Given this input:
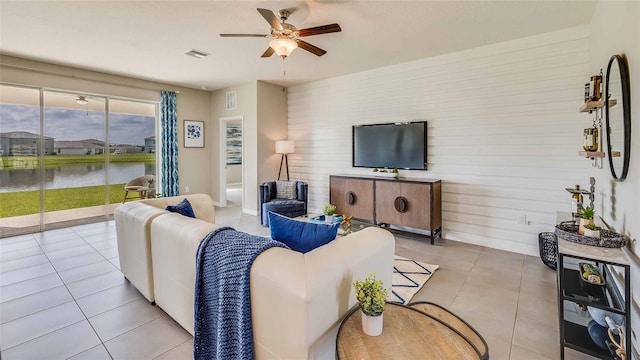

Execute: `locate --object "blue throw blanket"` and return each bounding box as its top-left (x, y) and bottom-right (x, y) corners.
top-left (193, 227), bottom-right (288, 360)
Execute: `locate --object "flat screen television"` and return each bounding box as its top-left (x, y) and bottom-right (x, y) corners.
top-left (352, 121), bottom-right (427, 170)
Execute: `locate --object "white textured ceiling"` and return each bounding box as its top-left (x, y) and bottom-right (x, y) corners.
top-left (0, 0), bottom-right (597, 91)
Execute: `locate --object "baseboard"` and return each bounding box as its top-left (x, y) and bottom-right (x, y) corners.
top-left (243, 208), bottom-right (258, 216)
top-left (213, 201), bottom-right (224, 207)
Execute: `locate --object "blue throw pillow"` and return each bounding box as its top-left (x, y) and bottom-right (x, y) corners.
top-left (166, 198), bottom-right (196, 218)
top-left (269, 212), bottom-right (340, 253)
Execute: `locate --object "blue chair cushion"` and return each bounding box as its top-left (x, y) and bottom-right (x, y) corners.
top-left (268, 212), bottom-right (340, 253)
top-left (166, 198), bottom-right (196, 218)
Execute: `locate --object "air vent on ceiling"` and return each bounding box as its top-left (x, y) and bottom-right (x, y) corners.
top-left (185, 49), bottom-right (209, 59)
top-left (226, 91), bottom-right (237, 110)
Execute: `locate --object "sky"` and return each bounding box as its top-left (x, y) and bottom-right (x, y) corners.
top-left (0, 104), bottom-right (155, 145)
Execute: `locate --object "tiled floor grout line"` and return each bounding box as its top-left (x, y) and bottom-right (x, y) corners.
top-left (1, 318), bottom-right (88, 352)
top-left (15, 229), bottom-right (116, 359)
top-left (152, 337), bottom-right (192, 360)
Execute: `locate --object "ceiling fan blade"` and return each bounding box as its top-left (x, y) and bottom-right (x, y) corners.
top-left (220, 34), bottom-right (268, 38)
top-left (297, 23), bottom-right (342, 37)
top-left (257, 8), bottom-right (283, 31)
top-left (296, 40), bottom-right (327, 56)
top-left (261, 47), bottom-right (275, 58)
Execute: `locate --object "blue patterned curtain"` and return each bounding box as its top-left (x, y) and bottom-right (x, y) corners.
top-left (160, 90), bottom-right (179, 197)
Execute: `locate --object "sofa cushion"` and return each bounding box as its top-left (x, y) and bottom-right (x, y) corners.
top-left (276, 181), bottom-right (297, 200)
top-left (166, 198), bottom-right (196, 218)
top-left (269, 212), bottom-right (339, 253)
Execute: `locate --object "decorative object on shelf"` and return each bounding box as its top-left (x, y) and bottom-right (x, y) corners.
top-left (184, 120), bottom-right (204, 148)
top-left (584, 83), bottom-right (590, 102)
top-left (275, 140), bottom-right (294, 181)
top-left (579, 70), bottom-right (607, 168)
top-left (583, 128), bottom-right (599, 151)
top-left (589, 74), bottom-right (603, 101)
top-left (310, 214), bottom-right (342, 224)
top-left (353, 273), bottom-right (389, 336)
top-left (340, 214), bottom-right (353, 230)
top-left (583, 224), bottom-right (602, 238)
top-left (587, 320), bottom-right (610, 350)
top-left (372, 168), bottom-right (399, 178)
top-left (608, 323), bottom-right (627, 360)
top-left (578, 206), bottom-right (595, 235)
top-left (554, 222), bottom-right (627, 248)
top-left (587, 307), bottom-right (625, 329)
top-left (605, 54), bottom-right (632, 182)
top-left (568, 185), bottom-right (584, 217)
top-left (322, 203), bottom-right (337, 223)
top-left (579, 262), bottom-right (604, 285)
top-left (538, 232), bottom-right (557, 270)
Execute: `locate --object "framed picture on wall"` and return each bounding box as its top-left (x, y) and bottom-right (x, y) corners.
top-left (184, 120), bottom-right (204, 148)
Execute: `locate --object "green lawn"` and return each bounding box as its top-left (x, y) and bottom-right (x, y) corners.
top-left (0, 184), bottom-right (127, 218)
top-left (0, 153), bottom-right (155, 170)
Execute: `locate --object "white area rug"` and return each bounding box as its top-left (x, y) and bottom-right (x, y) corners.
top-left (388, 255), bottom-right (439, 304)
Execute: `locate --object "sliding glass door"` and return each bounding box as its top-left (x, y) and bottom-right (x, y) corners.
top-left (43, 91), bottom-right (108, 228)
top-left (0, 84), bottom-right (157, 237)
top-left (0, 85), bottom-right (42, 237)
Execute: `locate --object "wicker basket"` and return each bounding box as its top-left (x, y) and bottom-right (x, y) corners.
top-left (538, 232), bottom-right (557, 270)
top-left (554, 223), bottom-right (627, 248)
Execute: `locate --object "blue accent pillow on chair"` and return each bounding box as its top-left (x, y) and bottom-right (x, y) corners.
top-left (166, 198), bottom-right (196, 218)
top-left (269, 212), bottom-right (340, 253)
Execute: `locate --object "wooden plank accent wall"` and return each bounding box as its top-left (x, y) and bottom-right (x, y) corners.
top-left (287, 26), bottom-right (592, 255)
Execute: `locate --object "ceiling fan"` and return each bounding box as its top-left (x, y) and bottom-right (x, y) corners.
top-left (220, 8), bottom-right (341, 58)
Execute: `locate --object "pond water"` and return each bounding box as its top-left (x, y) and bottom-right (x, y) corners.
top-left (0, 163), bottom-right (156, 193)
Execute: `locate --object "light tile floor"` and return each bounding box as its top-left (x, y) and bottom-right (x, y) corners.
top-left (0, 199), bottom-right (597, 359)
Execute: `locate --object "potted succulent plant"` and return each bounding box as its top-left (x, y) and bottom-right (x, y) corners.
top-left (579, 206), bottom-right (595, 235)
top-left (583, 223), bottom-right (601, 238)
top-left (323, 203), bottom-right (337, 223)
top-left (353, 273), bottom-right (389, 336)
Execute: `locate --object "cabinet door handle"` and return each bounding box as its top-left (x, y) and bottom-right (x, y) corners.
top-left (394, 196), bottom-right (408, 213)
top-left (345, 191), bottom-right (356, 205)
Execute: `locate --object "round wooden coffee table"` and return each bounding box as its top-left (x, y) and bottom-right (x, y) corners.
top-left (336, 302), bottom-right (485, 360)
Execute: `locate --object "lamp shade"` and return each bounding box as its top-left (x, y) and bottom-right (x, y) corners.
top-left (275, 140), bottom-right (294, 154)
top-left (269, 38), bottom-right (298, 58)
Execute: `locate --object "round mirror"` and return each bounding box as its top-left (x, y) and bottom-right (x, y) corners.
top-left (605, 54), bottom-right (631, 181)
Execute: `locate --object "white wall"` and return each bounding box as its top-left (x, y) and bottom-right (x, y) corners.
top-left (256, 81), bottom-right (288, 187)
top-left (211, 82), bottom-right (257, 210)
top-left (210, 81), bottom-right (287, 214)
top-left (589, 1), bottom-right (639, 356)
top-left (0, 55), bottom-right (213, 196)
top-left (288, 26), bottom-right (590, 256)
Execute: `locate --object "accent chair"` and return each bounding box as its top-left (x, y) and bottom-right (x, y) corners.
top-left (259, 180), bottom-right (308, 226)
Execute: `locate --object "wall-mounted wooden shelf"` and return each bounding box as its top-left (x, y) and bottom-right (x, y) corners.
top-left (579, 151), bottom-right (620, 158)
top-left (579, 99), bottom-right (617, 113)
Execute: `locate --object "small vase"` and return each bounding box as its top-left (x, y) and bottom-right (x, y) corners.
top-left (361, 312), bottom-right (383, 336)
top-left (325, 214), bottom-right (334, 223)
top-left (579, 219), bottom-right (594, 235)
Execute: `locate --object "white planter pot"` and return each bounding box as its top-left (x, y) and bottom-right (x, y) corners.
top-left (361, 312), bottom-right (383, 336)
top-left (579, 219), bottom-right (594, 235)
top-left (325, 215), bottom-right (334, 223)
top-left (584, 228), bottom-right (601, 238)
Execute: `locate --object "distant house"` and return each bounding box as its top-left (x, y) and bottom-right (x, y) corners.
top-left (54, 139), bottom-right (105, 155)
top-left (144, 136), bottom-right (155, 154)
top-left (0, 131), bottom-right (54, 156)
top-left (110, 145), bottom-right (143, 154)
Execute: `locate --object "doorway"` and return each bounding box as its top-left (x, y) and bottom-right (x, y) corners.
top-left (219, 115), bottom-right (243, 209)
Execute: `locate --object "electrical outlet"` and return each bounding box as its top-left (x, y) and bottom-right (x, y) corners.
top-left (185, 186), bottom-right (190, 193)
top-left (517, 212), bottom-right (528, 225)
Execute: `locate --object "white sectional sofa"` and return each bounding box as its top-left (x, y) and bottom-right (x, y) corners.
top-left (114, 194), bottom-right (215, 302)
top-left (115, 194), bottom-right (395, 359)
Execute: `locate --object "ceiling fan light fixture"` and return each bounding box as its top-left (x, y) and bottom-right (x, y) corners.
top-left (76, 96), bottom-right (88, 105)
top-left (269, 38), bottom-right (298, 58)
